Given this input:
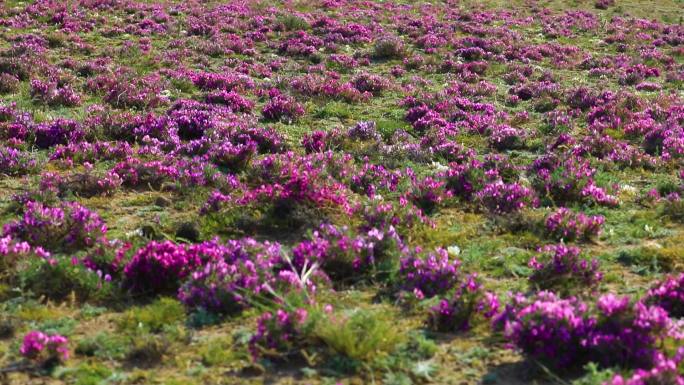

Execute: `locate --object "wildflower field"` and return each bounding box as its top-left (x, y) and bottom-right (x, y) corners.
top-left (0, 0), bottom-right (684, 383)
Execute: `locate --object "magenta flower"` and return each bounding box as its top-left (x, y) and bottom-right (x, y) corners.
top-left (20, 331), bottom-right (69, 362)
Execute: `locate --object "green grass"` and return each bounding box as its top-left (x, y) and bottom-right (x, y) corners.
top-left (117, 298), bottom-right (186, 334)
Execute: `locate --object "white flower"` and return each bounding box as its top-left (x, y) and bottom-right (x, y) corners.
top-left (431, 161), bottom-right (448, 172)
top-left (447, 245), bottom-right (461, 256)
top-left (620, 184), bottom-right (637, 194)
top-left (125, 228), bottom-right (144, 238)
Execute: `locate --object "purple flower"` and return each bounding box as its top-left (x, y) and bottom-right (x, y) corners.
top-left (545, 207), bottom-right (604, 242)
top-left (645, 273), bottom-right (684, 318)
top-left (3, 201), bottom-right (107, 252)
top-left (528, 244), bottom-right (602, 294)
top-left (398, 248), bottom-right (460, 298)
top-left (20, 331), bottom-right (69, 362)
top-left (261, 93), bottom-right (305, 122)
top-left (123, 240), bottom-right (204, 294)
top-left (476, 181), bottom-right (537, 214)
top-left (427, 274), bottom-right (496, 332)
top-left (494, 291), bottom-right (673, 369)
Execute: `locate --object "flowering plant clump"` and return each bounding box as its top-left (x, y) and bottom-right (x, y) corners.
top-left (528, 244), bottom-right (602, 294)
top-left (494, 291), bottom-right (674, 370)
top-left (644, 273), bottom-right (684, 318)
top-left (166, 99), bottom-right (224, 141)
top-left (90, 70), bottom-right (168, 109)
top-left (249, 307), bottom-right (313, 361)
top-left (347, 120), bottom-right (382, 142)
top-left (214, 153), bottom-right (355, 222)
top-left (489, 124), bottom-right (526, 151)
top-left (292, 223), bottom-right (407, 283)
top-left (30, 78), bottom-right (81, 107)
top-left (427, 275), bottom-right (499, 332)
top-left (530, 154), bottom-right (618, 207)
top-left (302, 130), bottom-right (338, 154)
top-left (206, 140), bottom-right (258, 171)
top-left (205, 90), bottom-right (254, 113)
top-left (592, 295), bottom-right (672, 369)
top-left (20, 331), bottom-right (69, 363)
top-left (476, 181), bottom-right (537, 214)
top-left (441, 160), bottom-right (488, 201)
top-left (405, 176), bottom-right (451, 215)
top-left (357, 199), bottom-right (426, 234)
top-left (278, 31), bottom-right (324, 57)
top-left (261, 92), bottom-right (305, 122)
top-left (0, 234), bottom-right (51, 273)
top-left (372, 34), bottom-right (405, 59)
top-left (49, 140), bottom-right (132, 165)
top-left (2, 201), bottom-right (107, 253)
top-left (188, 71), bottom-right (255, 92)
top-left (397, 247), bottom-right (460, 299)
top-left (289, 74), bottom-right (370, 103)
top-left (0, 73), bottom-right (19, 94)
top-left (544, 207), bottom-right (604, 242)
top-left (123, 240), bottom-right (203, 294)
top-left (350, 72), bottom-right (391, 96)
top-left (347, 162), bottom-right (401, 198)
top-left (177, 238), bottom-right (287, 314)
top-left (494, 291), bottom-right (595, 368)
top-left (108, 157), bottom-right (212, 190)
top-left (0, 146), bottom-right (40, 176)
top-left (33, 119), bottom-right (85, 149)
top-left (603, 350), bottom-right (684, 385)
top-left (594, 0), bottom-right (615, 9)
top-left (0, 103), bottom-right (33, 143)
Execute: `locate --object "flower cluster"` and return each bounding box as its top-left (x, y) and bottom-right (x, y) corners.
top-left (205, 90), bottom-right (254, 113)
top-left (594, 0), bottom-right (615, 9)
top-left (0, 146), bottom-right (39, 176)
top-left (494, 291), bottom-right (673, 369)
top-left (397, 247), bottom-right (460, 299)
top-left (89, 70), bottom-right (167, 109)
top-left (123, 240), bottom-right (204, 294)
top-left (33, 119), bottom-right (85, 149)
top-left (3, 201), bottom-right (107, 253)
top-left (20, 331), bottom-right (69, 363)
top-left (278, 31), bottom-right (324, 57)
top-left (528, 244), bottom-right (602, 294)
top-left (206, 140), bottom-right (258, 171)
top-left (261, 92), bottom-right (305, 122)
top-left (544, 207), bottom-right (604, 242)
top-left (645, 273), bottom-right (684, 318)
top-left (0, 234), bottom-right (51, 272)
top-left (218, 153), bottom-right (354, 217)
top-left (604, 350), bottom-right (684, 385)
top-left (476, 181), bottom-right (537, 214)
top-left (406, 176), bottom-right (450, 215)
top-left (427, 275), bottom-right (499, 332)
top-left (350, 72), bottom-right (391, 96)
top-left (292, 223), bottom-right (407, 283)
top-left (372, 35), bottom-right (405, 59)
top-left (177, 238), bottom-right (285, 314)
top-left (290, 74), bottom-right (371, 103)
top-left (489, 124), bottom-right (526, 150)
top-left (249, 307), bottom-right (311, 360)
top-left (30, 79), bottom-right (81, 107)
top-left (187, 71), bottom-right (255, 92)
top-left (530, 154), bottom-right (618, 206)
